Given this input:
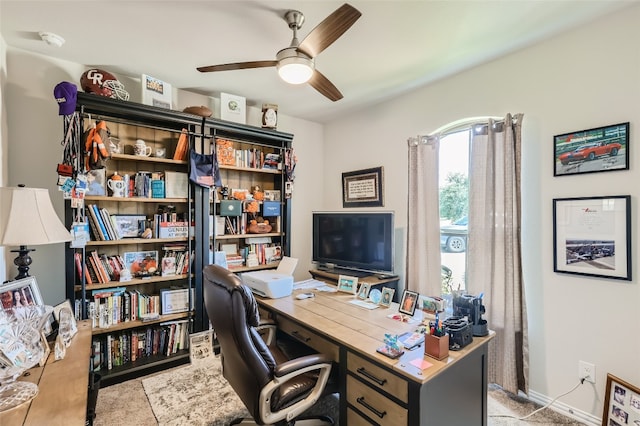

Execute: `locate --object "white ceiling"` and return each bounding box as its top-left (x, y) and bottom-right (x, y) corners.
top-left (0, 1), bottom-right (633, 123)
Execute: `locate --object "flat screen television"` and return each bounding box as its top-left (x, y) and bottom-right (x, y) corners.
top-left (312, 211), bottom-right (395, 277)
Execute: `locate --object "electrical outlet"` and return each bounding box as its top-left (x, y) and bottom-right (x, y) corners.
top-left (579, 361), bottom-right (596, 383)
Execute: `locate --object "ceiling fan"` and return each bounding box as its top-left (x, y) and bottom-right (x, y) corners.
top-left (197, 3), bottom-right (362, 102)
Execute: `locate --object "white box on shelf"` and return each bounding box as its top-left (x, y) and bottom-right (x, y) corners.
top-left (141, 74), bottom-right (172, 109)
top-left (220, 92), bottom-right (246, 124)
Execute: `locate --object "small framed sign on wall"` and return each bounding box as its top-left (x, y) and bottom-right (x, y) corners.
top-left (342, 166), bottom-right (384, 208)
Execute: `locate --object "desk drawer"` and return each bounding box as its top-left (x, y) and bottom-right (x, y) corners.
top-left (347, 407), bottom-right (377, 426)
top-left (347, 375), bottom-right (407, 426)
top-left (277, 316), bottom-right (339, 363)
top-left (347, 351), bottom-right (408, 403)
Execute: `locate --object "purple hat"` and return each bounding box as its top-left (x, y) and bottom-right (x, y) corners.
top-left (54, 81), bottom-right (77, 115)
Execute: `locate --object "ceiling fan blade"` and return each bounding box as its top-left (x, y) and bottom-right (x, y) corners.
top-left (197, 60), bottom-right (278, 73)
top-left (308, 69), bottom-right (343, 102)
top-left (297, 3), bottom-right (362, 58)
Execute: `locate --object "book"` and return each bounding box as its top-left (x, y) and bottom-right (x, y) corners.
top-left (158, 221), bottom-right (189, 238)
top-left (216, 138), bottom-right (236, 166)
top-left (164, 171), bottom-right (188, 198)
top-left (91, 204), bottom-right (110, 241)
top-left (173, 129), bottom-right (189, 161)
top-left (86, 204), bottom-right (106, 241)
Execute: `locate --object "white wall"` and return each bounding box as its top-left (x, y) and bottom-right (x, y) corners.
top-left (1, 34), bottom-right (7, 281)
top-left (2, 48), bottom-right (323, 300)
top-left (324, 5), bottom-right (640, 423)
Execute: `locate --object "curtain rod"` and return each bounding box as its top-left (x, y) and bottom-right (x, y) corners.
top-left (408, 114), bottom-right (521, 146)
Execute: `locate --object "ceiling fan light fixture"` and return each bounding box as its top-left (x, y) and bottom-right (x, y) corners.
top-left (277, 57), bottom-right (313, 84)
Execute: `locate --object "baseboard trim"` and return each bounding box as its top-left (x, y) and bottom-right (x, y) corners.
top-left (528, 389), bottom-right (601, 425)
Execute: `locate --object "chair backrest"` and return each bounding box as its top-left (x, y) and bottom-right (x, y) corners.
top-left (203, 264), bottom-right (277, 419)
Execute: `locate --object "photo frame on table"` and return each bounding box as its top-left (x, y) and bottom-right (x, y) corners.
top-left (0, 276), bottom-right (54, 334)
top-left (337, 275), bottom-right (358, 294)
top-left (554, 122), bottom-right (629, 177)
top-left (0, 276), bottom-right (44, 310)
top-left (53, 299), bottom-right (78, 345)
top-left (113, 214), bottom-right (147, 238)
top-left (602, 373), bottom-right (640, 426)
top-left (553, 195), bottom-right (631, 281)
top-left (342, 166), bottom-right (384, 208)
top-left (398, 289), bottom-right (419, 316)
top-left (380, 287), bottom-right (395, 308)
top-left (357, 283), bottom-right (371, 300)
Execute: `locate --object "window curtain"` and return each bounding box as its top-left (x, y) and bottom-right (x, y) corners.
top-left (406, 136), bottom-right (442, 296)
top-left (467, 113), bottom-right (528, 395)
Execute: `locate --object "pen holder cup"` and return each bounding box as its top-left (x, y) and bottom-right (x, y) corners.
top-left (425, 334), bottom-right (449, 360)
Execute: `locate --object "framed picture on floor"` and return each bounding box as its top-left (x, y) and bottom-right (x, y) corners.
top-left (553, 195), bottom-right (631, 281)
top-left (602, 373), bottom-right (640, 426)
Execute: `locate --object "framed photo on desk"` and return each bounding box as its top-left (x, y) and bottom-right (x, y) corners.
top-left (398, 289), bottom-right (419, 316)
top-left (337, 275), bottom-right (358, 294)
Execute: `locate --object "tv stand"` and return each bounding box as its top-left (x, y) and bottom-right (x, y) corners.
top-left (309, 269), bottom-right (400, 302)
top-left (316, 265), bottom-right (371, 277)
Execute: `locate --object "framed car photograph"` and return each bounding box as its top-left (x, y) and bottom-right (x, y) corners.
top-left (553, 195), bottom-right (631, 281)
top-left (554, 122), bottom-right (629, 177)
top-left (398, 289), bottom-right (419, 316)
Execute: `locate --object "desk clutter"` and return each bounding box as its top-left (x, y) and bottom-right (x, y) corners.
top-left (379, 291), bottom-right (488, 361)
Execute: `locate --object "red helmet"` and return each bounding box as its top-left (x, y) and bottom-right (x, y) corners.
top-left (80, 68), bottom-right (130, 101)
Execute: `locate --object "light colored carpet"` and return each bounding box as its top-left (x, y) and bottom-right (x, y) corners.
top-left (94, 358), bottom-right (585, 426)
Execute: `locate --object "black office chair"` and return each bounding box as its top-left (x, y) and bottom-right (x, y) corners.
top-left (203, 264), bottom-right (335, 426)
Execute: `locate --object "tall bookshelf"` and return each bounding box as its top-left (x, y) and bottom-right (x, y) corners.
top-left (63, 92), bottom-right (293, 384)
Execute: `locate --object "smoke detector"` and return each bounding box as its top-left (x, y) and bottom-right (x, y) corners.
top-left (39, 32), bottom-right (65, 48)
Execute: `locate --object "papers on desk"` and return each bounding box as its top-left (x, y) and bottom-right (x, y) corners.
top-left (293, 279), bottom-right (337, 292)
top-left (349, 299), bottom-right (379, 310)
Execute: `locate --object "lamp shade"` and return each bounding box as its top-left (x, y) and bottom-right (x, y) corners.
top-left (0, 186), bottom-right (72, 246)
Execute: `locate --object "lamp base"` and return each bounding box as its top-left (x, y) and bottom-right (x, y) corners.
top-left (11, 245), bottom-right (35, 280)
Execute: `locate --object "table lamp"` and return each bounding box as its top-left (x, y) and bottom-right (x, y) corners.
top-left (0, 185), bottom-right (72, 280)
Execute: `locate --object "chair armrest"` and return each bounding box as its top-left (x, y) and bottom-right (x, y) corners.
top-left (256, 320), bottom-right (277, 346)
top-left (273, 353), bottom-right (332, 378)
top-left (259, 355), bottom-right (333, 424)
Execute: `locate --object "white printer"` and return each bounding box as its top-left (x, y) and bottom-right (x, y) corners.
top-left (242, 256), bottom-right (298, 299)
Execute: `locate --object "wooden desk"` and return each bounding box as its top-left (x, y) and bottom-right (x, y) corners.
top-left (257, 289), bottom-right (494, 426)
top-left (0, 320), bottom-right (92, 426)
top-left (309, 269), bottom-right (400, 302)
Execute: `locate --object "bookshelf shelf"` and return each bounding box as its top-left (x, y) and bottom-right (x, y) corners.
top-left (219, 164), bottom-right (282, 174)
top-left (214, 232), bottom-right (283, 240)
top-left (98, 351), bottom-right (190, 386)
top-left (91, 312), bottom-right (191, 335)
top-left (111, 153), bottom-right (187, 165)
top-left (85, 237), bottom-right (190, 246)
top-left (75, 274), bottom-right (190, 291)
top-left (85, 195), bottom-right (190, 203)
